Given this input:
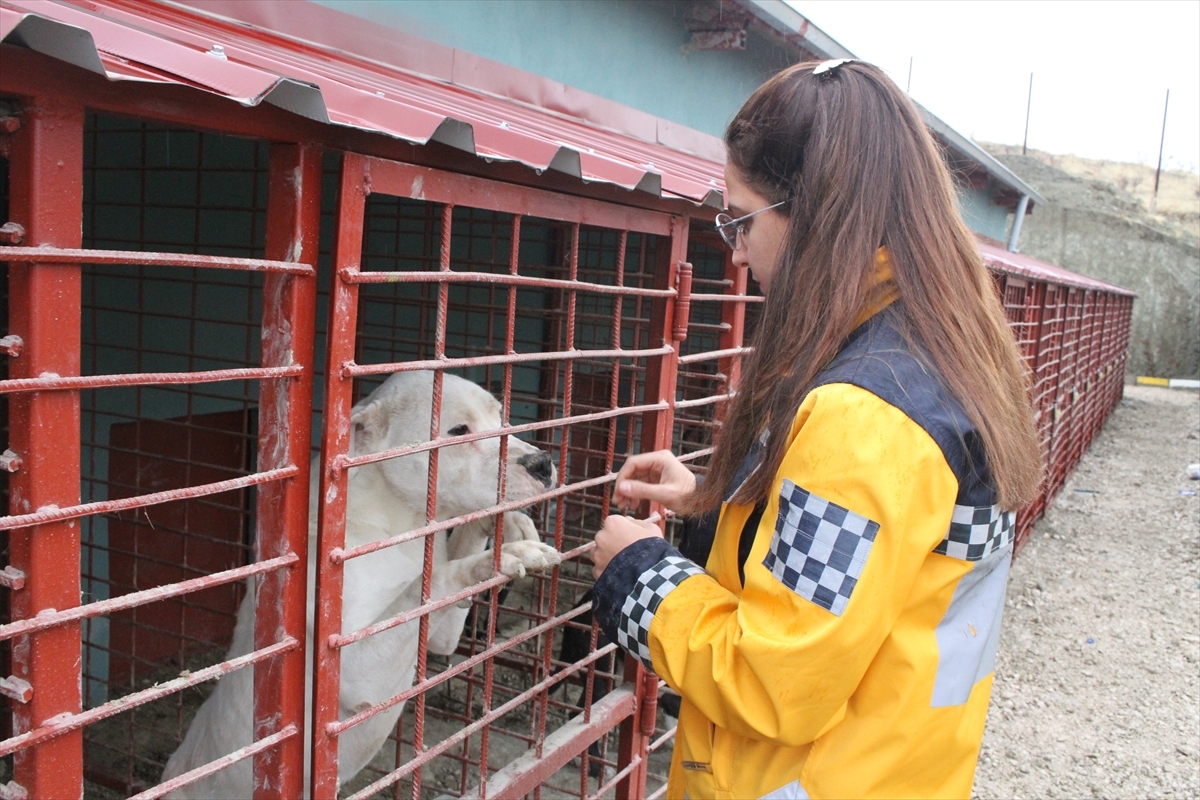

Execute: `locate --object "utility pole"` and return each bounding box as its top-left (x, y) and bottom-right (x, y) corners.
top-left (1022, 72), bottom-right (1033, 155)
top-left (907, 57), bottom-right (913, 94)
top-left (1151, 89), bottom-right (1169, 213)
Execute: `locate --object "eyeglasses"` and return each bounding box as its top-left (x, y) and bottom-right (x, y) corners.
top-left (714, 200), bottom-right (787, 249)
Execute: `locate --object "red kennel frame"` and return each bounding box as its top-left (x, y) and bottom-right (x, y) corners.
top-left (982, 243), bottom-right (1135, 548)
top-left (0, 4), bottom-right (1133, 799)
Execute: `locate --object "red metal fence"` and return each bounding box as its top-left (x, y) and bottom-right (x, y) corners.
top-left (0, 101), bottom-right (1131, 800)
top-left (984, 247), bottom-right (1135, 549)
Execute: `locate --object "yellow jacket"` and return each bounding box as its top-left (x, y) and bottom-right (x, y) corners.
top-left (594, 306), bottom-right (1014, 799)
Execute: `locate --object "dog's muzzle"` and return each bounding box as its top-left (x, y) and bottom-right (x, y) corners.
top-left (516, 451), bottom-right (554, 488)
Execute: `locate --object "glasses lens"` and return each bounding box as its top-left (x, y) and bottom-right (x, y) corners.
top-left (714, 214), bottom-right (738, 249)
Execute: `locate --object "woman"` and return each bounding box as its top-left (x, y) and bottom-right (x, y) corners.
top-left (590, 59), bottom-right (1041, 800)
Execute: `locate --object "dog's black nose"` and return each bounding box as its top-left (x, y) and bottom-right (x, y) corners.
top-left (517, 451), bottom-right (554, 488)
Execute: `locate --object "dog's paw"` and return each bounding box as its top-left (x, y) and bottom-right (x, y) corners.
top-left (498, 540), bottom-right (561, 579)
top-left (501, 511), bottom-right (542, 543)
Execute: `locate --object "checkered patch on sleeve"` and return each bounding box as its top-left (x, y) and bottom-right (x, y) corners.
top-left (762, 480), bottom-right (880, 616)
top-left (934, 504), bottom-right (1015, 561)
top-left (618, 556), bottom-right (705, 670)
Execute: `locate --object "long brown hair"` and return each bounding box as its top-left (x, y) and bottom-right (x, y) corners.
top-left (687, 60), bottom-right (1042, 513)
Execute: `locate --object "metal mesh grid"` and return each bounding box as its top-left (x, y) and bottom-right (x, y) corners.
top-left (75, 115), bottom-right (270, 795)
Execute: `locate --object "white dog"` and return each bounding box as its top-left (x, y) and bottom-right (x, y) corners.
top-left (161, 371), bottom-right (560, 798)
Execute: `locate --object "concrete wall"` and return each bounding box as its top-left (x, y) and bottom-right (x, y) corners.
top-left (1017, 207), bottom-right (1198, 378)
top-left (998, 156), bottom-right (1200, 378)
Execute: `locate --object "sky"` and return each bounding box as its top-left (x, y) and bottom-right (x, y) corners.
top-left (788, 1), bottom-right (1200, 173)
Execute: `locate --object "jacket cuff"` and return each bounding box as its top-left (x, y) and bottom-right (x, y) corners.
top-left (593, 537), bottom-right (704, 672)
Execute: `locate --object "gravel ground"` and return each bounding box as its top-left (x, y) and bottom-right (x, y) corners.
top-left (974, 384), bottom-right (1200, 799)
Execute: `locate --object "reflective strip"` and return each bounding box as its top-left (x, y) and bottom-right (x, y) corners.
top-left (759, 778), bottom-right (810, 799)
top-left (931, 545), bottom-right (1012, 707)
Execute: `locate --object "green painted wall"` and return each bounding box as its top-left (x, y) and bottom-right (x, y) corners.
top-left (312, 0), bottom-right (793, 139)
top-left (957, 182), bottom-right (1012, 242)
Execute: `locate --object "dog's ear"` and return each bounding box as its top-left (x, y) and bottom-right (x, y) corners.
top-left (349, 399), bottom-right (389, 456)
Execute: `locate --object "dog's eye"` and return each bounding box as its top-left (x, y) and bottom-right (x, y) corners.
top-left (448, 424), bottom-right (469, 437)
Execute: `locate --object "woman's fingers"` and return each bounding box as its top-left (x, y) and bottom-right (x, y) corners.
top-left (613, 450), bottom-right (695, 511)
top-left (617, 477), bottom-right (678, 507)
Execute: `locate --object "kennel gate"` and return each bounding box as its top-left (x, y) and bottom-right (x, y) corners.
top-left (309, 151), bottom-right (745, 800)
top-left (0, 106), bottom-right (321, 799)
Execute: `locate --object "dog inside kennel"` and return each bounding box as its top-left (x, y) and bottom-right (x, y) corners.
top-left (1, 109), bottom-right (748, 799)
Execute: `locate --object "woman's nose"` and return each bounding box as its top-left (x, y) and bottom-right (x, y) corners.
top-left (730, 244), bottom-right (749, 268)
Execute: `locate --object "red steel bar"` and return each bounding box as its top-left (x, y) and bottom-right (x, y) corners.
top-left (0, 638), bottom-right (298, 758)
top-left (0, 246), bottom-right (314, 274)
top-left (4, 96), bottom-right (86, 800)
top-left (311, 151), bottom-right (369, 798)
top-left (332, 401), bottom-right (668, 473)
top-left (0, 554), bottom-right (298, 642)
top-left (342, 268), bottom-right (675, 298)
top-left (252, 141), bottom-right (322, 800)
top-left (342, 344), bottom-right (675, 378)
top-left (475, 211), bottom-right (525, 799)
top-left (0, 465), bottom-right (299, 531)
top-left (671, 262), bottom-right (693, 341)
top-left (531, 220), bottom-right (582, 781)
top-left (676, 346), bottom-right (752, 365)
top-left (617, 215), bottom-right (691, 800)
top-left (0, 364), bottom-right (302, 395)
top-left (129, 725), bottom-right (300, 800)
top-left (0, 675), bottom-right (32, 704)
top-left (411, 203), bottom-right (455, 800)
top-left (682, 293), bottom-right (763, 304)
top-left (459, 688), bottom-right (638, 800)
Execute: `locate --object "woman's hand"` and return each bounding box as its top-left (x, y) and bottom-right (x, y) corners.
top-left (613, 450), bottom-right (697, 513)
top-left (593, 515), bottom-right (663, 579)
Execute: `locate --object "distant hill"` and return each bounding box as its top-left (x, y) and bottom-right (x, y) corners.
top-left (980, 143), bottom-right (1199, 239)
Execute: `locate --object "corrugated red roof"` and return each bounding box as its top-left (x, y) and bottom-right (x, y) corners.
top-left (1, 0), bottom-right (726, 205)
top-left (979, 240), bottom-right (1136, 296)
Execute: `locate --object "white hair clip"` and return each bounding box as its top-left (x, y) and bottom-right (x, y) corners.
top-left (813, 58), bottom-right (856, 76)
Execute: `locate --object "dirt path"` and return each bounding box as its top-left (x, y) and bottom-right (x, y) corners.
top-left (974, 384), bottom-right (1200, 799)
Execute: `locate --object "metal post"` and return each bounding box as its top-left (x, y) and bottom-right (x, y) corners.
top-left (311, 153), bottom-right (369, 798)
top-left (1151, 89), bottom-right (1169, 213)
top-left (1007, 194), bottom-right (1030, 253)
top-left (617, 215), bottom-right (689, 800)
top-left (254, 142), bottom-right (321, 799)
top-left (1022, 73), bottom-right (1033, 155)
top-left (5, 96), bottom-right (85, 800)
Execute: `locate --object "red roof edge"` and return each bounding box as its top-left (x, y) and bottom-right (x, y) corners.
top-left (978, 239), bottom-right (1136, 297)
top-left (162, 0), bottom-right (727, 164)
